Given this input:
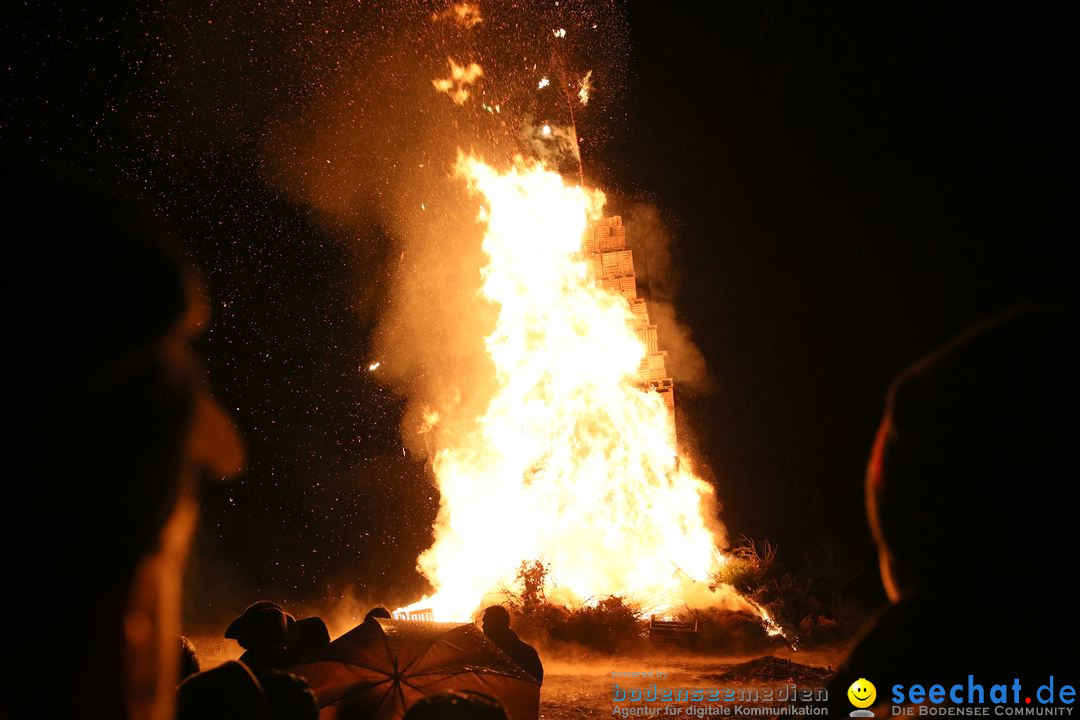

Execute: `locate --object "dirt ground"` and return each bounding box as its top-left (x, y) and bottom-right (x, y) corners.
top-left (537, 647), bottom-right (845, 719)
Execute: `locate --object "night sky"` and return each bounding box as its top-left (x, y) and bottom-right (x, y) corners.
top-left (4, 2), bottom-right (1076, 628)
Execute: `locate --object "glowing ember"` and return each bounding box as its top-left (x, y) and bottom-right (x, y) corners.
top-left (400, 153), bottom-right (735, 622)
top-left (368, 362), bottom-right (381, 372)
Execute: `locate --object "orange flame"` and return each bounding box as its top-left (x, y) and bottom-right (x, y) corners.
top-left (400, 153), bottom-right (736, 622)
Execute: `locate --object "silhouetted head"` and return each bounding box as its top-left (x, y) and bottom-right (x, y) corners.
top-left (867, 307), bottom-right (1075, 601)
top-left (176, 661), bottom-right (269, 720)
top-left (5, 159), bottom-right (244, 583)
top-left (1, 158), bottom-right (243, 720)
top-left (481, 605), bottom-right (512, 636)
top-left (364, 606), bottom-right (392, 622)
top-left (226, 602), bottom-right (294, 651)
top-left (179, 636), bottom-right (202, 681)
top-left (403, 690), bottom-right (508, 720)
top-left (287, 616), bottom-right (331, 663)
top-left (261, 671), bottom-right (319, 720)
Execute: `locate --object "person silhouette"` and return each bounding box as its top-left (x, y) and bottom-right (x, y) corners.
top-left (175, 662), bottom-right (268, 720)
top-left (226, 601), bottom-right (295, 676)
top-left (480, 606), bottom-right (543, 683)
top-left (1, 159), bottom-right (244, 720)
top-left (364, 606), bottom-right (392, 623)
top-left (827, 307), bottom-right (1074, 706)
top-left (287, 616), bottom-right (331, 665)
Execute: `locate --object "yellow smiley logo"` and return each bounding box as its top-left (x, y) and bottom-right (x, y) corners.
top-left (847, 678), bottom-right (877, 709)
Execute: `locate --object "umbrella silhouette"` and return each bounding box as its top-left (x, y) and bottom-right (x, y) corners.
top-left (291, 618), bottom-right (540, 720)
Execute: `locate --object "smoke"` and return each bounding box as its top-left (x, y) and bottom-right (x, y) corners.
top-left (622, 204), bottom-right (712, 391)
top-left (249, 13), bottom-right (503, 461)
top-left (521, 119), bottom-right (582, 170)
top-left (250, 1), bottom-right (636, 466)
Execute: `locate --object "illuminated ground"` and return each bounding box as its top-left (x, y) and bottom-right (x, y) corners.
top-left (187, 634), bottom-right (845, 718)
top-left (538, 649), bottom-right (842, 719)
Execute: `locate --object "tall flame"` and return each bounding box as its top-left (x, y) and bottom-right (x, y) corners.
top-left (403, 153), bottom-right (730, 621)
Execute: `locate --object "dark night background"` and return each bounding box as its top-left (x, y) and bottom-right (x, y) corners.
top-left (3, 2), bottom-right (1076, 628)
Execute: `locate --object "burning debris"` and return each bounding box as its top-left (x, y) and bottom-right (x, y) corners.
top-left (578, 69), bottom-right (593, 106)
top-left (432, 57), bottom-right (484, 105)
top-left (431, 2), bottom-right (484, 30)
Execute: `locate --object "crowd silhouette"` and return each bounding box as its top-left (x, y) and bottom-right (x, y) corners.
top-left (172, 600), bottom-right (543, 719)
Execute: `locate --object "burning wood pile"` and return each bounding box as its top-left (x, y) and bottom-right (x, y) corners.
top-left (394, 156), bottom-right (782, 639)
